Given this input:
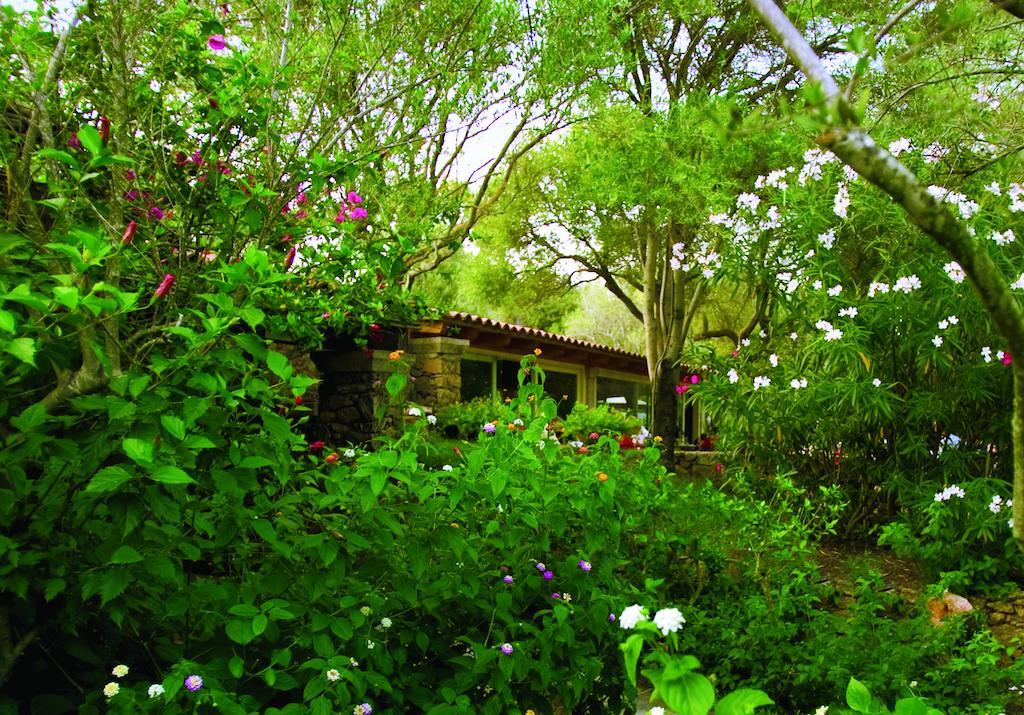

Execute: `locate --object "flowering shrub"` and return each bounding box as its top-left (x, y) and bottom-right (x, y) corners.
top-left (562, 403), bottom-right (643, 441)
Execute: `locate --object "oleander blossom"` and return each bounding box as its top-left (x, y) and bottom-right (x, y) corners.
top-left (184, 674), bottom-right (203, 692)
top-left (652, 607), bottom-right (685, 636)
top-left (618, 604), bottom-right (647, 629)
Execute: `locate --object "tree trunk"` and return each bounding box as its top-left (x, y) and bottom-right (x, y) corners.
top-left (651, 358), bottom-right (680, 470)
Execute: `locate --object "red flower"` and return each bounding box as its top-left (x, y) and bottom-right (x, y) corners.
top-left (154, 274), bottom-right (175, 298)
top-left (308, 440), bottom-right (326, 451)
top-left (121, 220), bottom-right (137, 245)
top-left (294, 395), bottom-right (303, 406)
top-left (98, 116), bottom-right (110, 144)
top-left (618, 435), bottom-right (635, 450)
top-left (283, 245), bottom-right (296, 269)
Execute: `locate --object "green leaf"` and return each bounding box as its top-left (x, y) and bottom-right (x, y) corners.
top-left (252, 613), bottom-right (268, 636)
top-left (894, 698), bottom-right (930, 715)
top-left (123, 437), bottom-right (155, 464)
top-left (160, 414), bottom-right (186, 440)
top-left (657, 672), bottom-right (715, 715)
top-left (847, 677), bottom-right (873, 713)
top-left (36, 148), bottom-right (80, 168)
top-left (229, 656), bottom-right (244, 679)
top-left (226, 620), bottom-right (255, 645)
top-left (10, 402), bottom-right (47, 433)
top-left (85, 466), bottom-right (133, 494)
top-left (149, 465), bottom-right (194, 485)
top-left (267, 350), bottom-right (293, 380)
top-left (99, 568), bottom-right (131, 605)
top-left (110, 545), bottom-right (143, 564)
top-left (715, 689), bottom-right (775, 715)
top-left (77, 126), bottom-right (102, 155)
top-left (385, 373), bottom-right (407, 397)
top-left (0, 310), bottom-right (16, 333)
top-left (4, 337), bottom-right (36, 365)
top-left (370, 470), bottom-right (387, 496)
top-left (620, 634), bottom-right (644, 687)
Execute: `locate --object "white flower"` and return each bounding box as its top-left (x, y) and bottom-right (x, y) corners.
top-left (894, 275), bottom-right (921, 293)
top-left (943, 262), bottom-right (965, 284)
top-left (737, 192), bottom-right (761, 212)
top-left (985, 181), bottom-right (1002, 196)
top-left (147, 684), bottom-right (164, 699)
top-left (426, 414), bottom-right (437, 425)
top-left (833, 182), bottom-right (850, 218)
top-left (741, 338), bottom-right (751, 347)
top-left (769, 353), bottom-right (779, 367)
top-left (934, 484), bottom-right (966, 502)
top-left (1012, 273), bottom-right (1024, 291)
top-left (380, 617), bottom-right (392, 629)
top-left (619, 604), bottom-right (647, 630)
top-left (652, 607), bottom-right (686, 636)
top-left (1010, 518), bottom-right (1015, 529)
top-left (790, 332), bottom-right (798, 341)
top-left (868, 281), bottom-right (890, 297)
top-left (982, 346), bottom-right (992, 363)
top-left (1011, 183), bottom-right (1024, 212)
top-left (513, 418), bottom-right (523, 426)
top-left (727, 368), bottom-right (739, 384)
top-left (991, 229), bottom-right (1015, 246)
top-left (112, 664), bottom-right (129, 678)
top-left (326, 668), bottom-right (341, 682)
top-left (888, 138), bottom-right (912, 156)
top-left (872, 378), bottom-right (882, 387)
top-left (990, 495), bottom-right (1004, 514)
top-left (923, 142), bottom-right (949, 164)
top-left (408, 407), bottom-right (422, 417)
top-left (827, 284), bottom-right (843, 297)
top-left (814, 707), bottom-right (830, 715)
top-left (998, 350), bottom-right (1007, 362)
top-left (813, 280), bottom-right (823, 291)
top-left (932, 335), bottom-right (943, 347)
top-left (818, 228), bottom-right (836, 249)
top-left (938, 319), bottom-right (949, 330)
top-left (650, 708), bottom-right (666, 715)
top-left (790, 378), bottom-right (808, 389)
top-left (843, 165), bottom-right (859, 182)
top-left (344, 449), bottom-right (356, 458)
top-left (367, 640), bottom-right (375, 650)
top-left (947, 315), bottom-right (959, 325)
top-left (350, 657), bottom-right (359, 667)
top-left (838, 306), bottom-right (858, 318)
top-left (441, 464), bottom-right (453, 472)
top-left (753, 376), bottom-right (771, 390)
top-left (103, 683), bottom-right (120, 698)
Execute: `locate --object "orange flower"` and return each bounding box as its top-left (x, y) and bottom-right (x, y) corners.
top-left (597, 472), bottom-right (608, 482)
top-left (388, 350), bottom-right (404, 361)
top-left (533, 347), bottom-right (542, 356)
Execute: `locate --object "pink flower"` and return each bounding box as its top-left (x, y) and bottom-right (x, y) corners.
top-left (715, 463), bottom-right (723, 473)
top-left (1003, 352), bottom-right (1013, 365)
top-left (690, 374), bottom-right (700, 384)
top-left (588, 432), bottom-right (599, 440)
top-left (154, 274), bottom-right (175, 298)
top-left (68, 133), bottom-right (82, 150)
top-left (121, 221), bottom-right (137, 245)
top-left (283, 245), bottom-right (296, 269)
top-left (296, 192), bottom-right (308, 204)
top-left (347, 191), bottom-right (363, 204)
top-left (149, 206), bottom-right (165, 220)
top-left (125, 169), bottom-right (136, 181)
top-left (124, 189), bottom-right (139, 201)
top-left (675, 384), bottom-right (688, 395)
top-left (350, 206), bottom-right (368, 221)
top-left (334, 209), bottom-right (348, 223)
top-left (308, 440), bottom-right (326, 451)
top-left (208, 34), bottom-right (227, 51)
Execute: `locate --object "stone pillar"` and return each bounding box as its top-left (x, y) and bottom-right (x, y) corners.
top-left (406, 336), bottom-right (469, 412)
top-left (309, 349), bottom-right (400, 445)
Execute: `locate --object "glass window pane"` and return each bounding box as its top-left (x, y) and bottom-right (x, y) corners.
top-left (544, 370), bottom-right (578, 418)
top-left (460, 359), bottom-right (493, 402)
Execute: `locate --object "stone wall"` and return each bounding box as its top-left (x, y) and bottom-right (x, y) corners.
top-left (407, 336), bottom-right (469, 413)
top-left (310, 349), bottom-right (399, 445)
top-left (673, 450), bottom-right (722, 480)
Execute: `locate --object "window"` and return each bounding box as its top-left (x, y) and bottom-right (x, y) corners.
top-left (460, 358), bottom-right (494, 402)
top-left (543, 370), bottom-right (578, 418)
top-left (596, 376), bottom-right (650, 422)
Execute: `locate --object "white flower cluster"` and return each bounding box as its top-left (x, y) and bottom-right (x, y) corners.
top-left (985, 181), bottom-right (1001, 196)
top-left (926, 185), bottom-right (979, 219)
top-left (934, 484), bottom-right (966, 502)
top-left (727, 368), bottom-right (739, 384)
top-left (990, 495), bottom-right (1005, 514)
top-left (755, 167), bottom-right (793, 190)
top-left (838, 307), bottom-right (858, 318)
top-left (737, 192), bottom-right (761, 212)
top-left (943, 261), bottom-right (966, 284)
top-left (769, 353), bottom-right (779, 367)
top-left (981, 346), bottom-right (992, 362)
top-left (618, 604), bottom-right (686, 637)
top-left (990, 229), bottom-right (1015, 246)
top-left (790, 377), bottom-right (809, 389)
top-left (752, 375), bottom-right (771, 390)
top-left (815, 319), bottom-right (843, 341)
top-left (1012, 273), bottom-right (1024, 291)
top-left (922, 142), bottom-right (949, 164)
top-left (893, 275), bottom-right (922, 293)
top-left (843, 165), bottom-right (859, 182)
top-left (798, 148), bottom-right (837, 185)
top-left (827, 284), bottom-right (843, 297)
top-left (868, 281), bottom-right (890, 297)
top-left (818, 228), bottom-right (837, 249)
top-left (887, 137), bottom-right (913, 156)
top-left (833, 183), bottom-right (850, 219)
top-left (937, 315), bottom-right (958, 330)
top-left (1010, 183), bottom-right (1024, 213)
top-left (671, 240), bottom-right (720, 278)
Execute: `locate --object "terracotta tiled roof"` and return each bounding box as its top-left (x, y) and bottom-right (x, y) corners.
top-left (446, 311), bottom-right (645, 360)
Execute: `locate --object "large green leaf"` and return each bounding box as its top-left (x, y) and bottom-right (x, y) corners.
top-left (620, 634), bottom-right (644, 686)
top-left (123, 437), bottom-right (155, 464)
top-left (77, 125), bottom-right (102, 155)
top-left (85, 466), bottom-right (133, 494)
top-left (267, 350), bottom-right (293, 380)
top-left (715, 689), bottom-right (775, 715)
top-left (656, 672), bottom-right (715, 715)
top-left (846, 677), bottom-right (874, 713)
top-left (110, 545), bottom-right (143, 564)
top-left (149, 465), bottom-right (194, 485)
top-left (4, 337), bottom-right (36, 365)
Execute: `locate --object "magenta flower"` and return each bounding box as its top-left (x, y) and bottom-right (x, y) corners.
top-left (503, 575), bottom-right (513, 584)
top-left (690, 374), bottom-right (700, 384)
top-left (308, 440), bottom-right (326, 451)
top-left (715, 463), bottom-right (723, 473)
top-left (500, 643), bottom-right (513, 655)
top-left (350, 206), bottom-right (368, 221)
top-left (149, 206), bottom-right (165, 220)
top-left (675, 384), bottom-right (688, 395)
top-left (124, 189), bottom-right (140, 201)
top-left (347, 191), bottom-right (363, 204)
top-left (578, 560), bottom-right (591, 572)
top-left (1004, 352), bottom-right (1013, 365)
top-left (125, 169), bottom-right (136, 181)
top-left (208, 34), bottom-right (227, 51)
top-left (334, 209), bottom-right (348, 223)
top-left (68, 134), bottom-right (82, 150)
top-left (296, 192), bottom-right (308, 204)
top-left (154, 274), bottom-right (175, 298)
top-left (542, 570), bottom-right (553, 581)
top-left (184, 675), bottom-right (202, 692)
top-left (121, 221), bottom-right (138, 245)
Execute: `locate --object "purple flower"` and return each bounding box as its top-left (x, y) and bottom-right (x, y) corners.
top-left (347, 191), bottom-right (363, 204)
top-left (551, 592), bottom-right (560, 599)
top-left (184, 675), bottom-right (202, 692)
top-left (535, 562), bottom-right (545, 571)
top-left (482, 423), bottom-right (496, 434)
top-left (359, 704), bottom-right (372, 715)
top-left (68, 134), bottom-right (82, 150)
top-left (350, 206), bottom-right (368, 221)
top-left (125, 169), bottom-right (136, 181)
top-left (208, 34), bottom-right (227, 51)
top-left (578, 560), bottom-right (592, 572)
top-left (503, 575), bottom-right (513, 584)
top-left (542, 570), bottom-right (553, 581)
top-left (609, 613), bottom-right (616, 622)
top-left (124, 189), bottom-right (140, 201)
top-left (149, 206), bottom-right (165, 220)
top-left (500, 643), bottom-right (513, 655)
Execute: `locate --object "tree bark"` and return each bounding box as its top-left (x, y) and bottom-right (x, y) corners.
top-left (651, 358), bottom-right (680, 470)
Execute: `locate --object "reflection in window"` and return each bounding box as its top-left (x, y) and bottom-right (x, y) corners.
top-left (597, 376), bottom-right (650, 422)
top-left (544, 370), bottom-right (578, 418)
top-left (460, 358), bottom-right (493, 402)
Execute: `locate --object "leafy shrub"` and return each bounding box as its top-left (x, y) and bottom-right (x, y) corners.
top-left (434, 397), bottom-right (500, 439)
top-left (563, 403), bottom-right (642, 439)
